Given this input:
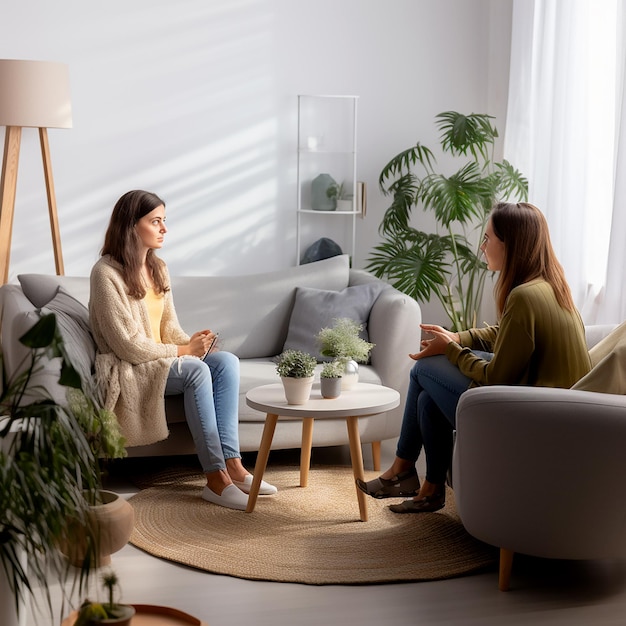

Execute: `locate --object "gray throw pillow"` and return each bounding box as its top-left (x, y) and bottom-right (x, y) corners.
top-left (282, 283), bottom-right (386, 362)
top-left (41, 286), bottom-right (97, 392)
top-left (18, 274), bottom-right (91, 308)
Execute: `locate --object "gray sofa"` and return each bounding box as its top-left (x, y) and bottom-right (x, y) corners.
top-left (0, 255), bottom-right (422, 460)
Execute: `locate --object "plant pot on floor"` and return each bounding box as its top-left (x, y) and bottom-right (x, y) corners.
top-left (281, 376), bottom-right (315, 405)
top-left (60, 490), bottom-right (135, 568)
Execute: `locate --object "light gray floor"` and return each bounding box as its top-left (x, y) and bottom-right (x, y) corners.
top-left (33, 440), bottom-right (626, 626)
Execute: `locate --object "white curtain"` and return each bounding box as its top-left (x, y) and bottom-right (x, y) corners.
top-left (504, 0), bottom-right (626, 324)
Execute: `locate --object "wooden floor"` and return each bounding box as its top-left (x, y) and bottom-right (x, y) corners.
top-left (32, 440), bottom-right (626, 626)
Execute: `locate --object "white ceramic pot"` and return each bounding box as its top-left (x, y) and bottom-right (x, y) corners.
top-left (281, 376), bottom-right (314, 405)
top-left (341, 360), bottom-right (359, 390)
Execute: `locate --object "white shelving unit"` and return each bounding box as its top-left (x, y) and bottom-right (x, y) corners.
top-left (296, 94), bottom-right (358, 264)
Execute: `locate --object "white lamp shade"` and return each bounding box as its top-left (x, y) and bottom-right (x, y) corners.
top-left (0, 59), bottom-right (72, 128)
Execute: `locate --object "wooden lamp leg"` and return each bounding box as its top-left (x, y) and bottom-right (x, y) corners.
top-left (39, 128), bottom-right (64, 275)
top-left (0, 126), bottom-right (21, 284)
top-left (0, 126), bottom-right (65, 284)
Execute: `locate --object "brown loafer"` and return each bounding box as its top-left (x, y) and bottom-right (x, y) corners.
top-left (388, 488), bottom-right (445, 514)
top-left (356, 469), bottom-right (420, 499)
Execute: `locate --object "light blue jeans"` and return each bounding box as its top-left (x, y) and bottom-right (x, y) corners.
top-left (164, 351), bottom-right (241, 474)
top-left (396, 352), bottom-right (492, 484)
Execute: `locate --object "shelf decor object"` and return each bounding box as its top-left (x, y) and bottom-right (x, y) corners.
top-left (0, 59), bottom-right (72, 284)
top-left (296, 95), bottom-right (358, 264)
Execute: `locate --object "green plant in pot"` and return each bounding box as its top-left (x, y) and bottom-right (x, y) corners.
top-left (59, 387), bottom-right (132, 570)
top-left (73, 570), bottom-right (135, 626)
top-left (275, 349), bottom-right (317, 405)
top-left (0, 313), bottom-right (123, 625)
top-left (366, 111), bottom-right (528, 331)
top-left (327, 181), bottom-right (353, 211)
top-left (320, 360), bottom-right (343, 399)
top-left (316, 318), bottom-right (375, 390)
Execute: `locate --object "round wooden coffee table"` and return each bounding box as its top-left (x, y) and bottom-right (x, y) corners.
top-left (245, 382), bottom-right (400, 521)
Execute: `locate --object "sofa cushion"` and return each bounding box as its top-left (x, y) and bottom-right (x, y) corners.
top-left (282, 282), bottom-right (386, 362)
top-left (0, 285), bottom-right (95, 405)
top-left (42, 287), bottom-right (97, 389)
top-left (573, 320), bottom-right (626, 394)
top-left (18, 274), bottom-right (91, 308)
top-left (171, 255), bottom-right (351, 359)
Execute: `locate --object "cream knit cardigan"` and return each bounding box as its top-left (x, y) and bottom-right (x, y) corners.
top-left (89, 255), bottom-right (190, 446)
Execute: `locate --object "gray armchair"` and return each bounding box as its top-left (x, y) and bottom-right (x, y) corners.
top-left (452, 384), bottom-right (626, 590)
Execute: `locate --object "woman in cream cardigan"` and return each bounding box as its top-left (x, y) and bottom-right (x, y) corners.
top-left (90, 190), bottom-right (276, 510)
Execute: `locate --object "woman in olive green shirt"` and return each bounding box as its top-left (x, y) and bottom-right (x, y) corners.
top-left (357, 202), bottom-right (591, 513)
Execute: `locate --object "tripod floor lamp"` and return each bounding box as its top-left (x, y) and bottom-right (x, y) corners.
top-left (0, 59), bottom-right (72, 284)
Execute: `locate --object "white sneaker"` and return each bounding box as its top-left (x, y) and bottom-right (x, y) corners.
top-left (201, 484), bottom-right (248, 510)
top-left (232, 474), bottom-right (278, 495)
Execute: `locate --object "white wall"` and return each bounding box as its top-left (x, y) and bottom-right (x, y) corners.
top-left (0, 0), bottom-right (512, 324)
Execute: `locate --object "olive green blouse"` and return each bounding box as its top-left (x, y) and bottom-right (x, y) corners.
top-left (446, 279), bottom-right (591, 388)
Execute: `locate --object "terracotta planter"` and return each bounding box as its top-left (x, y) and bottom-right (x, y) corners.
top-left (320, 377), bottom-right (342, 399)
top-left (281, 376), bottom-right (314, 405)
top-left (65, 604), bottom-right (135, 625)
top-left (60, 490), bottom-right (135, 568)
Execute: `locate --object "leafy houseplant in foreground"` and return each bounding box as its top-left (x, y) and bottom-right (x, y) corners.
top-left (0, 313), bottom-right (125, 624)
top-left (366, 111), bottom-right (528, 331)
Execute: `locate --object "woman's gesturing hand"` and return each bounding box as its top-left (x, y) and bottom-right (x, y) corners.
top-left (409, 324), bottom-right (460, 361)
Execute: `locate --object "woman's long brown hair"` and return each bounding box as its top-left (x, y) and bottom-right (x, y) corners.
top-left (101, 190), bottom-right (169, 298)
top-left (491, 202), bottom-right (575, 315)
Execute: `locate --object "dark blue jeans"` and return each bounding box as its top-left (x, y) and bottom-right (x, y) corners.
top-left (396, 352), bottom-right (492, 485)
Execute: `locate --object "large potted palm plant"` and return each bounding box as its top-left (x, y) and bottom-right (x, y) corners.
top-left (0, 313), bottom-right (125, 626)
top-left (367, 111), bottom-right (528, 331)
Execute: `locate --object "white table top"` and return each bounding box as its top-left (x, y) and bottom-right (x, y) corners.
top-left (246, 382), bottom-right (400, 419)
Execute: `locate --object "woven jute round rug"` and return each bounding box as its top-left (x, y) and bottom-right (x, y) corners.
top-left (128, 465), bottom-right (497, 585)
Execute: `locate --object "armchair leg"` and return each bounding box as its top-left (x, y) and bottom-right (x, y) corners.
top-left (498, 548), bottom-right (514, 591)
top-left (371, 441), bottom-right (381, 471)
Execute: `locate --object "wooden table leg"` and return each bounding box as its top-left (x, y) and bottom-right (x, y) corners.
top-left (300, 417), bottom-right (314, 487)
top-left (346, 416), bottom-right (368, 522)
top-left (246, 413), bottom-right (278, 513)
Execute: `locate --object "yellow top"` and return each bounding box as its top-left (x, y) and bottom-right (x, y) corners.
top-left (144, 287), bottom-right (165, 343)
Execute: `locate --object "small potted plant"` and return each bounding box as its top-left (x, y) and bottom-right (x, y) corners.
top-left (275, 349), bottom-right (317, 405)
top-left (320, 360), bottom-right (343, 399)
top-left (327, 181), bottom-right (353, 212)
top-left (316, 318), bottom-right (375, 390)
top-left (73, 570), bottom-right (135, 625)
